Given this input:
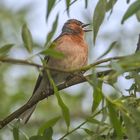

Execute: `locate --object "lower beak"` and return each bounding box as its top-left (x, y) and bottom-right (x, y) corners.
top-left (83, 29), bottom-right (92, 32)
top-left (82, 23), bottom-right (92, 32)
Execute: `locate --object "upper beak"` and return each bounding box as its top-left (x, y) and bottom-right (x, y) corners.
top-left (81, 23), bottom-right (92, 32)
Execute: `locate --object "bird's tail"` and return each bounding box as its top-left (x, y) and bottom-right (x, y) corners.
top-left (20, 104), bottom-right (36, 124)
top-left (19, 90), bottom-right (41, 124)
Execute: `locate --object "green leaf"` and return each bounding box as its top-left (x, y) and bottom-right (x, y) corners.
top-left (106, 0), bottom-right (117, 12)
top-left (98, 41), bottom-right (118, 59)
top-left (53, 82), bottom-right (70, 129)
top-left (47, 71), bottom-right (70, 130)
top-left (86, 72), bottom-right (103, 113)
top-left (118, 51), bottom-right (140, 70)
top-left (13, 126), bottom-right (19, 140)
top-left (87, 118), bottom-right (100, 124)
top-left (65, 0), bottom-right (78, 10)
top-left (0, 44), bottom-right (14, 56)
top-left (93, 0), bottom-right (106, 43)
top-left (123, 114), bottom-right (139, 140)
top-left (136, 10), bottom-right (140, 21)
top-left (46, 0), bottom-right (56, 20)
top-left (106, 0), bottom-right (117, 19)
top-left (43, 127), bottom-right (53, 140)
top-left (29, 136), bottom-right (46, 140)
top-left (22, 23), bottom-right (33, 53)
top-left (83, 128), bottom-right (94, 136)
top-left (38, 116), bottom-right (60, 135)
top-left (41, 47), bottom-right (65, 59)
top-left (107, 100), bottom-right (123, 139)
top-left (121, 0), bottom-right (140, 24)
top-left (65, 0), bottom-right (71, 16)
top-left (130, 72), bottom-right (140, 92)
top-left (87, 118), bottom-right (106, 125)
top-left (92, 81), bottom-right (103, 112)
top-left (111, 61), bottom-right (124, 74)
top-left (45, 15), bottom-right (59, 46)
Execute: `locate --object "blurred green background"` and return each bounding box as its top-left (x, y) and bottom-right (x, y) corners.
top-left (1, 0), bottom-right (140, 140)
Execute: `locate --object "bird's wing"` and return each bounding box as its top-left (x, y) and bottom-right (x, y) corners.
top-left (20, 33), bottom-right (67, 123)
top-left (31, 34), bottom-right (64, 95)
top-left (32, 54), bottom-right (50, 95)
top-left (32, 74), bottom-right (43, 94)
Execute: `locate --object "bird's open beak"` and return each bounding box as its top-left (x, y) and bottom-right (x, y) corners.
top-left (82, 24), bottom-right (92, 32)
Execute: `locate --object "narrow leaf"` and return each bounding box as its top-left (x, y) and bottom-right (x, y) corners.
top-left (121, 0), bottom-right (140, 24)
top-left (43, 127), bottom-right (53, 140)
top-left (38, 116), bottom-right (60, 135)
top-left (66, 0), bottom-right (78, 9)
top-left (46, 0), bottom-right (56, 20)
top-left (22, 23), bottom-right (33, 53)
top-left (29, 136), bottom-right (46, 140)
top-left (13, 126), bottom-right (19, 140)
top-left (0, 44), bottom-right (14, 56)
top-left (123, 114), bottom-right (139, 140)
top-left (118, 51), bottom-right (140, 70)
top-left (87, 118), bottom-right (106, 125)
top-left (41, 47), bottom-right (64, 59)
top-left (86, 72), bottom-right (103, 112)
top-left (53, 82), bottom-right (70, 129)
top-left (98, 41), bottom-right (118, 59)
top-left (106, 0), bottom-right (117, 19)
top-left (65, 0), bottom-right (71, 16)
top-left (45, 15), bottom-right (59, 46)
top-left (93, 0), bottom-right (106, 43)
top-left (111, 61), bottom-right (124, 74)
top-left (92, 82), bottom-right (103, 112)
top-left (47, 71), bottom-right (70, 130)
top-left (106, 0), bottom-right (117, 12)
top-left (107, 101), bottom-right (123, 139)
top-left (83, 128), bottom-right (94, 136)
top-left (136, 10), bottom-right (140, 22)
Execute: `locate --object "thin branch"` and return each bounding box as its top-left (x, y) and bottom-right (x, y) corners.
top-left (58, 107), bottom-right (105, 140)
top-left (0, 57), bottom-right (71, 72)
top-left (0, 57), bottom-right (42, 68)
top-left (0, 70), bottom-right (112, 129)
top-left (0, 52), bottom-right (139, 129)
top-left (68, 56), bottom-right (125, 73)
top-left (0, 55), bottom-right (125, 73)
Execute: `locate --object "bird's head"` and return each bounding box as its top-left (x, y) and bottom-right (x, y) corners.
top-left (62, 19), bottom-right (91, 37)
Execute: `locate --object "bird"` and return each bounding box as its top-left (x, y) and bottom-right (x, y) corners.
top-left (20, 19), bottom-right (91, 123)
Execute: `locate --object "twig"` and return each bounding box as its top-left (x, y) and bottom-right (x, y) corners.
top-left (0, 57), bottom-right (72, 73)
top-left (0, 70), bottom-right (111, 129)
top-left (68, 56), bottom-right (125, 72)
top-left (58, 107), bottom-right (105, 140)
top-left (0, 53), bottom-right (134, 129)
top-left (0, 55), bottom-right (125, 73)
top-left (0, 57), bottom-right (42, 68)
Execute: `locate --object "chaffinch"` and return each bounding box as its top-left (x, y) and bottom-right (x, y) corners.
top-left (20, 19), bottom-right (90, 123)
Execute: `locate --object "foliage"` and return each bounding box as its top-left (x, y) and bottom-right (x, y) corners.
top-left (1, 0), bottom-right (140, 140)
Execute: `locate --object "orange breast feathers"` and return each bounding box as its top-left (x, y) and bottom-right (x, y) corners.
top-left (48, 34), bottom-right (88, 70)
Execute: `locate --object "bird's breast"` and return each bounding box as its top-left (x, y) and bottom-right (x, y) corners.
top-left (48, 35), bottom-right (88, 70)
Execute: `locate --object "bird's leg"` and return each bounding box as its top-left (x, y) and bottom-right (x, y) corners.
top-left (66, 71), bottom-right (85, 80)
top-left (65, 73), bottom-right (75, 81)
top-left (64, 72), bottom-right (84, 86)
